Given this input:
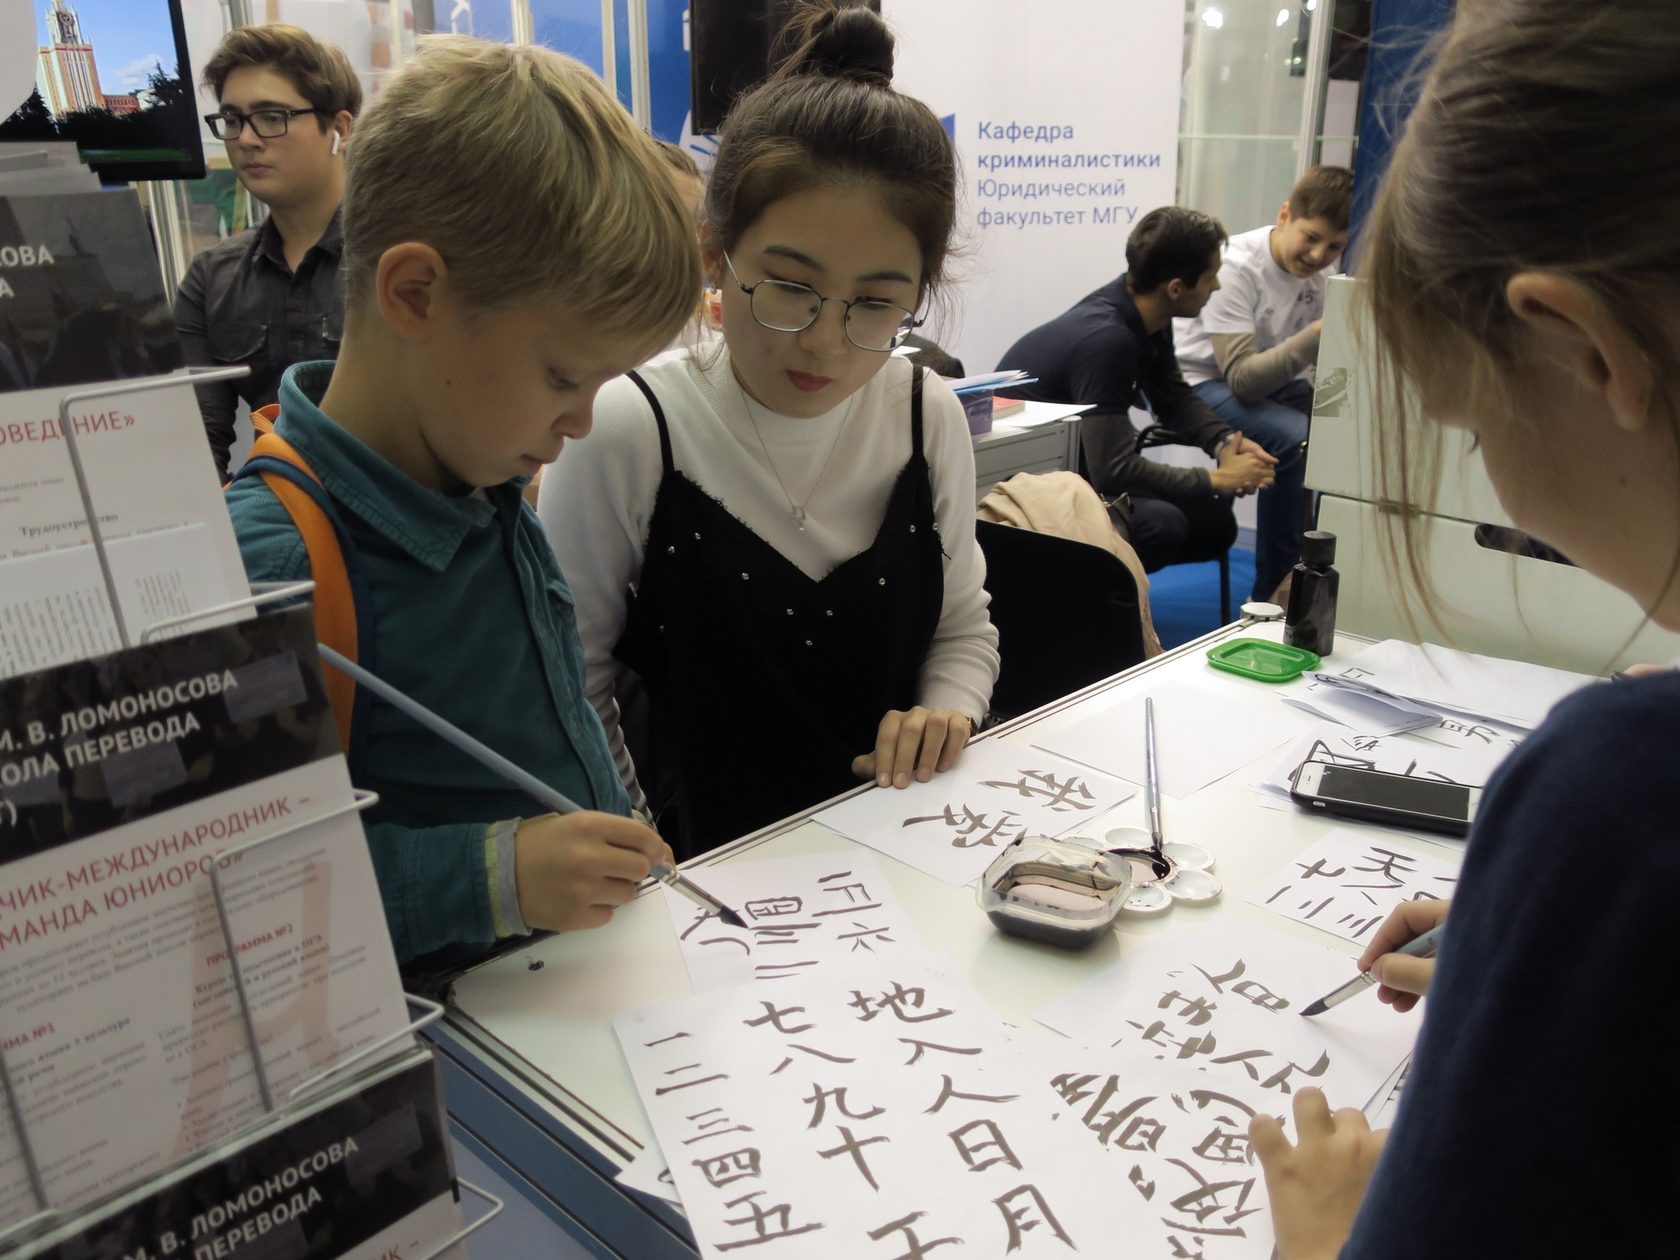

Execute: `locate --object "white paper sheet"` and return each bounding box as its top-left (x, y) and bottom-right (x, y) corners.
top-left (811, 740), bottom-right (1138, 886)
top-left (0, 381), bottom-right (250, 683)
top-left (1281, 678), bottom-right (1441, 735)
top-left (1034, 921), bottom-right (1420, 1111)
top-left (1251, 720), bottom-right (1525, 811)
top-left (1330, 639), bottom-right (1596, 730)
top-left (1033, 681), bottom-right (1314, 799)
top-left (1045, 1056), bottom-right (1285, 1258)
top-left (663, 851), bottom-right (921, 993)
top-left (1365, 1059), bottom-right (1410, 1131)
top-left (0, 524), bottom-right (244, 680)
top-left (948, 369), bottom-right (1029, 394)
top-left (1244, 829), bottom-right (1461, 944)
top-left (617, 956), bottom-right (1128, 1259)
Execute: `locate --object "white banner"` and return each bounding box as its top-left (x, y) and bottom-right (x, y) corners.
top-left (890, 0), bottom-right (1183, 375)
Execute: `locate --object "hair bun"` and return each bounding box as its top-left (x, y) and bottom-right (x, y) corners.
top-left (786, 3), bottom-right (894, 86)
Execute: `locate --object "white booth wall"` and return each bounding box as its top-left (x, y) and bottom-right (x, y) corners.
top-left (139, 0), bottom-right (1362, 504)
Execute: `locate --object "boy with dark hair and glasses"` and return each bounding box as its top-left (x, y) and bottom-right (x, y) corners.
top-left (174, 24), bottom-right (361, 479)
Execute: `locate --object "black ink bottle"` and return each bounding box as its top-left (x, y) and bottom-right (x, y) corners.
top-left (1284, 530), bottom-right (1340, 657)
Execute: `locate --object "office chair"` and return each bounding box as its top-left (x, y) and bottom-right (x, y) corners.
top-left (898, 333), bottom-right (964, 379)
top-left (1134, 423), bottom-right (1232, 624)
top-left (974, 519), bottom-right (1147, 720)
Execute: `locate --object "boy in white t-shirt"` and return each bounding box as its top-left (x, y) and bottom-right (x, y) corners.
top-left (1175, 165), bottom-right (1352, 600)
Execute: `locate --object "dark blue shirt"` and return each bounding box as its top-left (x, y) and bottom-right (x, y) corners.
top-left (996, 275), bottom-right (1232, 499)
top-left (1344, 669), bottom-right (1680, 1256)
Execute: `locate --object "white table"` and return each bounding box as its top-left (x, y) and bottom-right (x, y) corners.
top-left (430, 621), bottom-right (1427, 1256)
top-left (970, 400), bottom-right (1090, 496)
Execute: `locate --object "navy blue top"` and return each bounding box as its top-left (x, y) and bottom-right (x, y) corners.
top-left (1344, 669), bottom-right (1680, 1255)
top-left (995, 274), bottom-right (1232, 500)
top-left (995, 276), bottom-right (1223, 434)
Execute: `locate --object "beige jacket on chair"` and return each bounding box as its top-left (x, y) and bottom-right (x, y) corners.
top-left (976, 470), bottom-right (1163, 658)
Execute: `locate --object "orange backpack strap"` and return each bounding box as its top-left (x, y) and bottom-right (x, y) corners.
top-left (220, 405), bottom-right (283, 492)
top-left (232, 428), bottom-right (374, 760)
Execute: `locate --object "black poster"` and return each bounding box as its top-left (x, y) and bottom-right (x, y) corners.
top-left (20, 1053), bottom-right (458, 1260)
top-left (0, 190), bottom-right (182, 394)
top-left (0, 606), bottom-right (338, 858)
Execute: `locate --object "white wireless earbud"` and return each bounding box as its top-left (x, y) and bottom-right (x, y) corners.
top-left (331, 132), bottom-right (342, 156)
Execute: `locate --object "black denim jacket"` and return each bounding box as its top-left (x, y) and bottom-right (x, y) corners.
top-left (173, 209), bottom-right (344, 478)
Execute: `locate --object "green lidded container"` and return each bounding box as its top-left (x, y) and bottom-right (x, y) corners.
top-left (1206, 638), bottom-right (1321, 683)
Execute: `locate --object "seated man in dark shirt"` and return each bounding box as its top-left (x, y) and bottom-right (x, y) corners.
top-left (996, 206), bottom-right (1274, 572)
top-left (174, 25), bottom-right (361, 479)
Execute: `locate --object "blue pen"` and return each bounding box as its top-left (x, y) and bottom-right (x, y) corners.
top-left (316, 645), bottom-right (745, 927)
top-left (1301, 922), bottom-right (1445, 1016)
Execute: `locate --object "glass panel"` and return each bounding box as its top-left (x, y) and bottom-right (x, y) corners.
top-left (1177, 135), bottom-right (1300, 235)
top-left (1178, 0), bottom-right (1310, 231)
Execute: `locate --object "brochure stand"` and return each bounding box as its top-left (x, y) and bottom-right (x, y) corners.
top-left (0, 374), bottom-right (503, 1258)
top-left (50, 367), bottom-right (250, 651)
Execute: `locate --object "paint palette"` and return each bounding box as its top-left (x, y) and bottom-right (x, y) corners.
top-left (1103, 825), bottom-right (1223, 914)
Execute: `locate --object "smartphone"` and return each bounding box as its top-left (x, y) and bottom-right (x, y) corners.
top-left (1289, 762), bottom-right (1479, 837)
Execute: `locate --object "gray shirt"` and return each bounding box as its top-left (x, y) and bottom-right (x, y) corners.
top-left (173, 210), bottom-right (344, 478)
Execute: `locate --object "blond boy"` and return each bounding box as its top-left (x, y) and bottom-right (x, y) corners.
top-left (225, 37), bottom-right (699, 966)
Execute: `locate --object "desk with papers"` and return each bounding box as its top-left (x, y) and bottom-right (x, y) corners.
top-left (971, 400), bottom-right (1090, 496)
top-left (427, 619), bottom-right (1597, 1258)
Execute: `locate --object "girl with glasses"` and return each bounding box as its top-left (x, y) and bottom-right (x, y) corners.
top-left (540, 0), bottom-right (998, 856)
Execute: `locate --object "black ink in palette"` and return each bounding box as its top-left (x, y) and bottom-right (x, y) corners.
top-left (1103, 826), bottom-right (1222, 913)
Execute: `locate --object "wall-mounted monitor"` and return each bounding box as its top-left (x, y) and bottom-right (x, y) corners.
top-left (0, 0), bottom-right (206, 184)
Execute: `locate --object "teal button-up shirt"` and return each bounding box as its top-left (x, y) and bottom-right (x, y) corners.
top-left (226, 361), bottom-right (631, 965)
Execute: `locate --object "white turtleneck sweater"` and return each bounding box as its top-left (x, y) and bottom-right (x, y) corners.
top-left (538, 344), bottom-right (1000, 802)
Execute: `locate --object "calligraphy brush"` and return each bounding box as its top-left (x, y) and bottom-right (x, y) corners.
top-left (1301, 923), bottom-right (1445, 1016)
top-left (1144, 696), bottom-right (1164, 858)
top-left (317, 645), bottom-right (745, 927)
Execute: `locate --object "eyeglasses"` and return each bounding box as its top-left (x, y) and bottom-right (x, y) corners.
top-left (205, 107), bottom-right (325, 141)
top-left (723, 253), bottom-right (922, 353)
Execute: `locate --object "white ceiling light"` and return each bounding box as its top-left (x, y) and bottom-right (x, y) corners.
top-left (1276, 7), bottom-right (1290, 25)
top-left (1201, 6), bottom-right (1225, 29)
